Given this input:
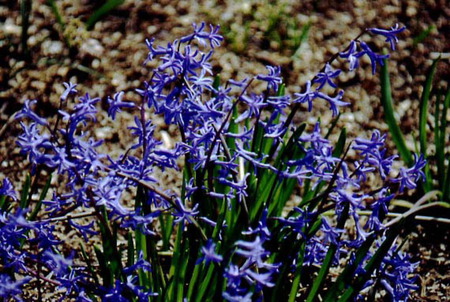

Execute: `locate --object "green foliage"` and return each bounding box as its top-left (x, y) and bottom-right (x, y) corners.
top-left (380, 56), bottom-right (450, 204)
top-left (412, 25), bottom-right (436, 47)
top-left (86, 0), bottom-right (126, 30)
top-left (380, 55), bottom-right (413, 166)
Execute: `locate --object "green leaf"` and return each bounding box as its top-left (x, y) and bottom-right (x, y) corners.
top-left (86, 0), bottom-right (125, 30)
top-left (29, 173), bottom-right (52, 221)
top-left (412, 25), bottom-right (436, 47)
top-left (441, 88), bottom-right (450, 200)
top-left (192, 263), bottom-right (218, 302)
top-left (419, 58), bottom-right (439, 156)
top-left (324, 113), bottom-right (341, 140)
top-left (225, 104), bottom-right (239, 152)
top-left (337, 228), bottom-right (399, 301)
top-left (0, 195), bottom-right (6, 211)
top-left (46, 0), bottom-right (65, 29)
top-left (306, 203), bottom-right (349, 301)
top-left (160, 213), bottom-right (174, 251)
top-left (250, 124), bottom-right (306, 220)
top-left (46, 0), bottom-right (71, 47)
top-left (94, 244), bottom-right (112, 287)
top-left (287, 240), bottom-right (307, 302)
top-left (380, 56), bottom-right (413, 166)
top-left (127, 232), bottom-right (134, 268)
top-left (419, 58), bottom-right (440, 193)
top-left (292, 21), bottom-right (311, 57)
top-left (332, 128), bottom-right (347, 158)
top-left (322, 234), bottom-right (377, 300)
top-left (81, 243), bottom-right (100, 285)
top-left (167, 222), bottom-right (186, 301)
top-left (20, 174), bottom-right (31, 209)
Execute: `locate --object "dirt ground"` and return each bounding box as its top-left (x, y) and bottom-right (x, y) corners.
top-left (0, 0), bottom-right (449, 300)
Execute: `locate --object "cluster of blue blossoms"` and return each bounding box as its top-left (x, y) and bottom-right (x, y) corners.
top-left (1, 22), bottom-right (423, 301)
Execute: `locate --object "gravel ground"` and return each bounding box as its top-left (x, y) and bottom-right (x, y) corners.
top-left (1, 0), bottom-right (449, 300)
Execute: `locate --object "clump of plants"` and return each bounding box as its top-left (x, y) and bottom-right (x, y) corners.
top-left (1, 22), bottom-right (441, 301)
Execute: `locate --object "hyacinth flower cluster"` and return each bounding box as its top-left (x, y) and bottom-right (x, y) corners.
top-left (0, 22), bottom-right (429, 301)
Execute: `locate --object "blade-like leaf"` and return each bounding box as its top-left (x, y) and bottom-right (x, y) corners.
top-left (419, 58), bottom-right (439, 153)
top-left (380, 56), bottom-right (413, 166)
top-left (86, 0), bottom-right (125, 30)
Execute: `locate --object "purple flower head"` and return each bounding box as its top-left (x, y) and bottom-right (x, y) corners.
top-left (69, 219), bottom-right (98, 242)
top-left (74, 93), bottom-right (100, 119)
top-left (197, 240), bottom-right (223, 265)
top-left (299, 122), bottom-right (329, 151)
top-left (256, 65), bottom-right (283, 92)
top-left (15, 99), bottom-right (48, 126)
top-left (77, 291), bottom-right (94, 302)
top-left (244, 269), bottom-right (276, 287)
top-left (316, 90), bottom-right (348, 117)
top-left (339, 40), bottom-right (363, 71)
top-left (43, 250), bottom-right (73, 276)
top-left (267, 94), bottom-right (291, 112)
top-left (278, 207), bottom-right (311, 237)
top-left (332, 189), bottom-right (367, 218)
top-left (0, 178), bottom-right (18, 201)
top-left (235, 144), bottom-right (275, 174)
top-left (242, 208), bottom-right (271, 241)
top-left (223, 264), bottom-right (247, 299)
top-left (293, 80), bottom-right (317, 111)
top-left (218, 173), bottom-right (249, 204)
top-left (57, 269), bottom-right (85, 299)
top-left (172, 197), bottom-right (199, 224)
top-left (107, 91), bottom-right (136, 119)
top-left (123, 275), bottom-right (158, 301)
top-left (225, 127), bottom-right (254, 143)
top-left (16, 122), bottom-right (53, 170)
top-left (0, 274), bottom-right (31, 301)
top-left (128, 116), bottom-right (159, 152)
top-left (263, 113), bottom-right (288, 143)
top-left (93, 175), bottom-right (129, 218)
top-left (60, 82), bottom-right (78, 102)
top-left (354, 130), bottom-right (386, 154)
top-left (48, 145), bottom-right (76, 174)
top-left (102, 280), bottom-right (132, 302)
top-left (228, 78), bottom-right (249, 88)
top-left (58, 93), bottom-right (100, 141)
top-left (33, 224), bottom-right (62, 249)
top-left (321, 217), bottom-right (344, 245)
top-left (224, 235), bottom-right (279, 300)
top-left (188, 69), bottom-right (214, 93)
top-left (235, 236), bottom-right (269, 265)
top-left (380, 245), bottom-right (419, 301)
top-left (145, 37), bottom-right (173, 62)
top-left (359, 41), bottom-right (389, 74)
top-left (235, 236), bottom-right (279, 273)
top-left (365, 187), bottom-right (394, 231)
top-left (180, 22), bottom-right (223, 49)
top-left (313, 63), bottom-right (342, 89)
top-left (303, 237), bottom-right (328, 266)
top-left (223, 291), bottom-right (253, 302)
top-left (367, 24), bottom-right (406, 50)
top-left (353, 130), bottom-right (397, 179)
top-left (124, 251), bottom-right (152, 275)
top-left (121, 210), bottom-right (161, 236)
top-left (0, 210), bottom-right (37, 273)
top-left (236, 93), bottom-right (268, 122)
top-left (392, 153), bottom-right (426, 192)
